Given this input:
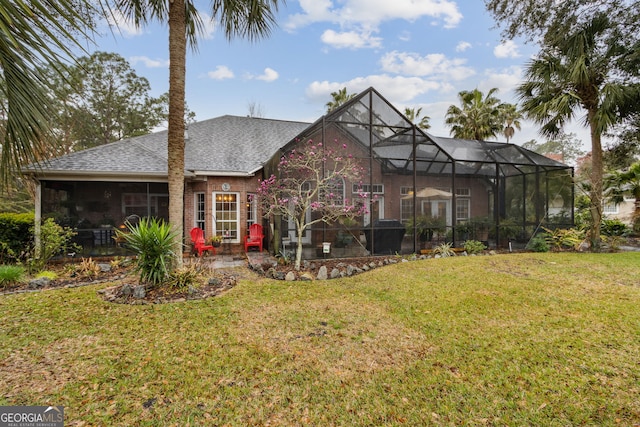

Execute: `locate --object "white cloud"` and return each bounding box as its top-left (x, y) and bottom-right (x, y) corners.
top-left (455, 41), bottom-right (471, 52)
top-left (320, 29), bottom-right (382, 49)
top-left (380, 51), bottom-right (475, 81)
top-left (197, 12), bottom-right (217, 40)
top-left (286, 0), bottom-right (462, 30)
top-left (255, 67), bottom-right (279, 82)
top-left (479, 66), bottom-right (523, 96)
top-left (493, 40), bottom-right (520, 59)
top-left (306, 75), bottom-right (441, 104)
top-left (129, 56), bottom-right (169, 69)
top-left (106, 10), bottom-right (142, 37)
top-left (207, 66), bottom-right (235, 80)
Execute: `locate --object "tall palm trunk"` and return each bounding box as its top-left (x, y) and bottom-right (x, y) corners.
top-left (588, 108), bottom-right (603, 250)
top-left (168, 0), bottom-right (187, 268)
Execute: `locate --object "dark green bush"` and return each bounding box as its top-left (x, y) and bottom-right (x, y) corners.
top-left (601, 218), bottom-right (629, 237)
top-left (0, 212), bottom-right (34, 263)
top-left (527, 234), bottom-right (550, 252)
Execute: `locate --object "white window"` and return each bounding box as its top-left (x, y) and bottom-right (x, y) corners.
top-left (603, 202), bottom-right (619, 214)
top-left (455, 188), bottom-right (470, 222)
top-left (246, 193), bottom-right (257, 232)
top-left (400, 186), bottom-right (414, 223)
top-left (322, 177), bottom-right (345, 206)
top-left (195, 193), bottom-right (205, 231)
top-left (213, 192), bottom-right (240, 243)
top-left (456, 199), bottom-right (470, 222)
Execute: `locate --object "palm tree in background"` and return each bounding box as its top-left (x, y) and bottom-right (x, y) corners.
top-left (0, 0), bottom-right (94, 185)
top-left (404, 107), bottom-right (431, 130)
top-left (517, 14), bottom-right (639, 248)
top-left (605, 162), bottom-right (640, 232)
top-left (500, 103), bottom-right (523, 143)
top-left (326, 87), bottom-right (355, 112)
top-left (114, 0), bottom-right (282, 268)
top-left (444, 88), bottom-right (505, 140)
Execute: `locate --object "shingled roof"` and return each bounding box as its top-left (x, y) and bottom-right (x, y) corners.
top-left (27, 115), bottom-right (310, 179)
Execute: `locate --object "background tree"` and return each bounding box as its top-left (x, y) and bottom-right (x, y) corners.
top-left (517, 14), bottom-right (640, 248)
top-left (326, 87), bottom-right (355, 112)
top-left (485, 0), bottom-right (639, 46)
top-left (444, 88), bottom-right (506, 140)
top-left (404, 107), bottom-right (431, 130)
top-left (0, 0), bottom-right (96, 185)
top-left (604, 114), bottom-right (640, 170)
top-left (521, 133), bottom-right (586, 165)
top-left (500, 103), bottom-right (523, 143)
top-left (47, 51), bottom-right (168, 152)
top-left (256, 140), bottom-right (367, 270)
top-left (114, 0), bottom-right (282, 269)
top-left (604, 162), bottom-right (640, 232)
top-left (247, 100), bottom-right (265, 118)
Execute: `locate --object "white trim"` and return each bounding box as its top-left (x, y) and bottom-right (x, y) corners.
top-left (213, 191), bottom-right (241, 243)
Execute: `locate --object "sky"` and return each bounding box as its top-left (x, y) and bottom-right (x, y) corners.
top-left (92, 0), bottom-right (592, 151)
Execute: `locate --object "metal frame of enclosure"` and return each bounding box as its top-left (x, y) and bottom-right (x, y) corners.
top-left (267, 87), bottom-right (574, 258)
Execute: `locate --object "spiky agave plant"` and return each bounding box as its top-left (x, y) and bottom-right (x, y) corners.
top-left (117, 218), bottom-right (178, 286)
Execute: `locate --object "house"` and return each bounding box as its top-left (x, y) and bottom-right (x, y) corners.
top-left (26, 88), bottom-right (574, 257)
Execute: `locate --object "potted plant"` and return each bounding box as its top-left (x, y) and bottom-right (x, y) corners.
top-left (406, 215), bottom-right (446, 247)
top-left (207, 235), bottom-right (223, 247)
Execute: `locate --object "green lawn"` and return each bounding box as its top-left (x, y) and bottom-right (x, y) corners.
top-left (1, 252), bottom-right (639, 426)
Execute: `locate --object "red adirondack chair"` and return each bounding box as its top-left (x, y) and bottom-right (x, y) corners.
top-left (190, 227), bottom-right (216, 256)
top-left (244, 223), bottom-right (264, 252)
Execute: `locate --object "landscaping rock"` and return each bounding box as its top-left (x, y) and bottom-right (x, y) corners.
top-left (300, 272), bottom-right (313, 281)
top-left (98, 263), bottom-right (112, 273)
top-left (316, 266), bottom-right (328, 280)
top-left (330, 268), bottom-right (341, 279)
top-left (121, 284), bottom-right (133, 296)
top-left (285, 271), bottom-right (296, 281)
top-left (133, 285), bottom-right (146, 299)
top-left (28, 277), bottom-right (51, 289)
top-left (208, 277), bottom-right (221, 286)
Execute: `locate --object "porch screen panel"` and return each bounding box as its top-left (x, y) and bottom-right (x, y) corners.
top-left (214, 192), bottom-right (239, 242)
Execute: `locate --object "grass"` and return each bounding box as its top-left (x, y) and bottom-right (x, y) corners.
top-left (0, 265), bottom-right (25, 288)
top-left (1, 252), bottom-right (639, 425)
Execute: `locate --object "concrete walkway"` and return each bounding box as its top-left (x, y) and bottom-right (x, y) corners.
top-left (185, 251), bottom-right (276, 269)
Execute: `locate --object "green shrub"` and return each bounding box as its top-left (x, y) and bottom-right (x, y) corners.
top-left (434, 242), bottom-right (455, 257)
top-left (527, 234), bottom-right (550, 252)
top-left (0, 212), bottom-right (34, 263)
top-left (35, 270), bottom-right (58, 281)
top-left (0, 265), bottom-right (26, 288)
top-left (463, 240), bottom-right (486, 254)
top-left (28, 218), bottom-right (78, 272)
top-left (167, 264), bottom-right (202, 291)
top-left (543, 227), bottom-right (586, 251)
top-left (117, 218), bottom-right (178, 286)
top-left (601, 218), bottom-right (629, 237)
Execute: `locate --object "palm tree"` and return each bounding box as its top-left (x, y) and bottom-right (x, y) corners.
top-left (326, 87), bottom-right (355, 112)
top-left (0, 1), bottom-right (94, 185)
top-left (499, 103), bottom-right (523, 143)
top-left (605, 162), bottom-right (640, 232)
top-left (444, 88), bottom-right (505, 140)
top-left (517, 13), bottom-right (639, 249)
top-left (115, 0), bottom-right (282, 269)
top-left (404, 107), bottom-right (431, 130)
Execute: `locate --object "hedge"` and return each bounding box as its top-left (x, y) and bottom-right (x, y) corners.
top-left (0, 212), bottom-right (34, 262)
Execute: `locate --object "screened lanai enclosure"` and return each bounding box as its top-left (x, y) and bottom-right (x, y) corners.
top-left (267, 88), bottom-right (574, 259)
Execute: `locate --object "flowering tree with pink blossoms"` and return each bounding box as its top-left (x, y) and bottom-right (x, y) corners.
top-left (256, 139), bottom-right (368, 270)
